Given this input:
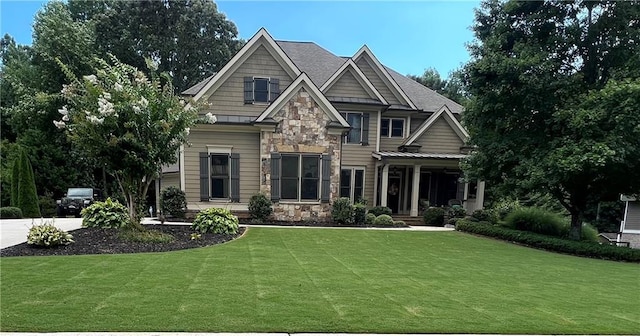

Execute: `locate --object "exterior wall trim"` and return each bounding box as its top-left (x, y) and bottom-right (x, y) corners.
top-left (320, 59), bottom-right (388, 104)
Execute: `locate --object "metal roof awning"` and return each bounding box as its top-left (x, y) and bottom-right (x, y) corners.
top-left (372, 151), bottom-right (467, 160)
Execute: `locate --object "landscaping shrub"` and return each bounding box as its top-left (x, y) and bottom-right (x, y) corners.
top-left (394, 220), bottom-right (407, 227)
top-left (0, 207), bottom-right (23, 219)
top-left (448, 205), bottom-right (467, 219)
top-left (580, 223), bottom-right (599, 242)
top-left (332, 197), bottom-right (354, 225)
top-left (248, 193), bottom-right (273, 222)
top-left (81, 198), bottom-right (130, 229)
top-left (491, 198), bottom-right (521, 220)
top-left (456, 219), bottom-right (640, 262)
top-left (423, 207), bottom-right (445, 226)
top-left (38, 193), bottom-right (57, 217)
top-left (353, 203), bottom-right (367, 226)
top-left (365, 213), bottom-right (376, 226)
top-left (192, 208), bottom-right (239, 234)
top-left (471, 209), bottom-right (497, 223)
top-left (505, 207), bottom-right (566, 237)
top-left (27, 221), bottom-right (74, 247)
top-left (374, 214), bottom-right (394, 226)
top-left (369, 206), bottom-right (392, 217)
top-left (119, 228), bottom-right (174, 243)
top-left (14, 150), bottom-right (41, 217)
top-left (447, 217), bottom-right (460, 226)
top-left (160, 186), bottom-right (187, 219)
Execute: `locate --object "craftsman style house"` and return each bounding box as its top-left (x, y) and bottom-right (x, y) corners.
top-left (161, 28), bottom-right (485, 221)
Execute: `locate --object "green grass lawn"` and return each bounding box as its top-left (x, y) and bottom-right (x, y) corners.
top-left (1, 227), bottom-right (639, 334)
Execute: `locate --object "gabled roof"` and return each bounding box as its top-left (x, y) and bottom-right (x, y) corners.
top-left (320, 59), bottom-right (388, 104)
top-left (191, 28), bottom-right (301, 102)
top-left (182, 74), bottom-right (215, 96)
top-left (403, 105), bottom-right (469, 146)
top-left (385, 67), bottom-right (464, 114)
top-left (255, 73), bottom-right (350, 128)
top-left (352, 45), bottom-right (417, 110)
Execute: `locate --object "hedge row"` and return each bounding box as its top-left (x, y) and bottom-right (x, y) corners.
top-left (456, 220), bottom-right (640, 262)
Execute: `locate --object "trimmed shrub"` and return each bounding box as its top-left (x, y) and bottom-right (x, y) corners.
top-left (27, 221), bottom-right (74, 247)
top-left (160, 186), bottom-right (187, 219)
top-left (456, 219), bottom-right (640, 262)
top-left (394, 220), bottom-right (407, 227)
top-left (581, 223), bottom-right (599, 242)
top-left (374, 214), bottom-right (394, 226)
top-left (248, 193), bottom-right (273, 222)
top-left (192, 208), bottom-right (239, 234)
top-left (505, 207), bottom-right (566, 237)
top-left (447, 217), bottom-right (460, 226)
top-left (15, 150), bottom-right (41, 217)
top-left (332, 197), bottom-right (354, 225)
top-left (353, 203), bottom-right (367, 226)
top-left (492, 198), bottom-right (521, 220)
top-left (448, 205), bottom-right (466, 219)
top-left (471, 209), bottom-right (497, 223)
top-left (369, 206), bottom-right (392, 217)
top-left (0, 206), bottom-right (23, 219)
top-left (38, 193), bottom-right (57, 217)
top-left (81, 198), bottom-right (130, 229)
top-left (423, 207), bottom-right (445, 226)
top-left (365, 213), bottom-right (376, 226)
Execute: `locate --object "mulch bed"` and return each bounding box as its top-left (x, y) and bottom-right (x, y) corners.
top-left (0, 225), bottom-right (245, 258)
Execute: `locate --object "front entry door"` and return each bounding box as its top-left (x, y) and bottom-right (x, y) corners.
top-left (387, 176), bottom-right (401, 214)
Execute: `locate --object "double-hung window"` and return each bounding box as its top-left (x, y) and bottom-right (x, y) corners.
top-left (244, 77), bottom-right (280, 104)
top-left (340, 168), bottom-right (365, 202)
top-left (199, 151), bottom-right (240, 202)
top-left (281, 154), bottom-right (320, 201)
top-left (210, 155), bottom-right (229, 198)
top-left (381, 118), bottom-right (405, 138)
top-left (342, 112), bottom-right (370, 145)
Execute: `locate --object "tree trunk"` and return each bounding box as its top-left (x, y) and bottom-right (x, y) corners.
top-left (568, 212), bottom-right (582, 241)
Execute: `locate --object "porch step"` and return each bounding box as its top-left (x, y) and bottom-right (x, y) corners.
top-left (391, 215), bottom-right (424, 226)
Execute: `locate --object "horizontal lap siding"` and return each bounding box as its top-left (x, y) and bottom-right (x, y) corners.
top-left (326, 71), bottom-right (372, 99)
top-left (206, 45), bottom-right (293, 118)
top-left (415, 118), bottom-right (463, 153)
top-left (185, 130), bottom-right (260, 204)
top-left (356, 58), bottom-right (400, 105)
top-left (379, 137), bottom-right (405, 152)
top-left (342, 112), bottom-right (378, 203)
top-left (626, 202), bottom-right (640, 231)
top-left (161, 173), bottom-right (180, 190)
top-left (411, 116), bottom-right (428, 134)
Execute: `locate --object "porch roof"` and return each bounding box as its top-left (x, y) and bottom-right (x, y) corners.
top-left (372, 151), bottom-right (467, 160)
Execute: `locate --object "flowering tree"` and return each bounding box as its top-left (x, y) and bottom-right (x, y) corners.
top-left (56, 55), bottom-right (200, 227)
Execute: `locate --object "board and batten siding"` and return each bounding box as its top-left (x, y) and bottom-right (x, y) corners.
top-left (184, 130), bottom-right (260, 204)
top-left (325, 70), bottom-right (372, 99)
top-left (205, 45), bottom-right (294, 118)
top-left (356, 58), bottom-right (400, 105)
top-left (626, 202), bottom-right (640, 231)
top-left (341, 111), bottom-right (379, 203)
top-left (415, 117), bottom-right (464, 154)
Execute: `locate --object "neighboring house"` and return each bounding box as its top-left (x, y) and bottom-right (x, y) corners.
top-left (619, 195), bottom-right (640, 248)
top-left (160, 28), bottom-right (484, 221)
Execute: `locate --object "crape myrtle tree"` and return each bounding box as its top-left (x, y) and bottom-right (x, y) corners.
top-left (463, 0), bottom-right (640, 239)
top-left (56, 56), bottom-right (199, 228)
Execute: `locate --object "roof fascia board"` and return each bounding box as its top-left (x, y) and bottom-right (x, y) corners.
top-left (404, 105), bottom-right (469, 145)
top-left (192, 28), bottom-right (301, 102)
top-left (255, 73), bottom-right (350, 128)
top-left (320, 59), bottom-right (388, 104)
top-left (353, 45), bottom-right (417, 109)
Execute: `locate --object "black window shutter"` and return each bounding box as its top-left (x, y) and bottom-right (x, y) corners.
top-left (269, 78), bottom-right (280, 102)
top-left (230, 153), bottom-right (240, 202)
top-left (321, 154), bottom-right (332, 203)
top-left (199, 152), bottom-right (209, 201)
top-left (244, 77), bottom-right (253, 104)
top-left (361, 113), bottom-right (370, 146)
top-left (270, 153), bottom-right (281, 202)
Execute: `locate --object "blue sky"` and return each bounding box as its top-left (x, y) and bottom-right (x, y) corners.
top-left (1, 0), bottom-right (480, 78)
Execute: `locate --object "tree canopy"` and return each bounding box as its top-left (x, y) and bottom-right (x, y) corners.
top-left (408, 67), bottom-right (468, 105)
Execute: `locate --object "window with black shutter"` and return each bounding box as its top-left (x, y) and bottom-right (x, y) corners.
top-left (244, 77), bottom-right (280, 104)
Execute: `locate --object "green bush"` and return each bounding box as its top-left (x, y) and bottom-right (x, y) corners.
top-left (492, 198), bottom-right (521, 220)
top-left (374, 214), bottom-right (394, 226)
top-left (580, 223), bottom-right (599, 242)
top-left (456, 219), bottom-right (640, 262)
top-left (81, 198), bottom-right (130, 229)
top-left (353, 203), bottom-right (367, 226)
top-left (423, 207), bottom-right (445, 226)
top-left (448, 205), bottom-right (466, 219)
top-left (471, 209), bottom-right (497, 223)
top-left (0, 206), bottom-right (23, 219)
top-left (38, 193), bottom-right (57, 217)
top-left (248, 193), bottom-right (272, 222)
top-left (192, 208), bottom-right (239, 234)
top-left (160, 186), bottom-right (187, 219)
top-left (331, 197), bottom-right (354, 225)
top-left (369, 206), bottom-right (392, 217)
top-left (27, 221), bottom-right (74, 247)
top-left (14, 150), bottom-right (41, 217)
top-left (505, 207), bottom-right (566, 237)
top-left (394, 220), bottom-right (407, 227)
top-left (365, 213), bottom-right (376, 226)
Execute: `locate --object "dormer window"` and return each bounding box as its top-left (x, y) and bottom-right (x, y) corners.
top-left (244, 77), bottom-right (280, 104)
top-left (381, 118), bottom-right (405, 138)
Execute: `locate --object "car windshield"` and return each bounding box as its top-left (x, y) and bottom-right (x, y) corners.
top-left (67, 188), bottom-right (93, 198)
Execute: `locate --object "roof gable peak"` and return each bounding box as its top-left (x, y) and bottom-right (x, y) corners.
top-left (404, 105), bottom-right (469, 146)
top-left (319, 59), bottom-right (388, 104)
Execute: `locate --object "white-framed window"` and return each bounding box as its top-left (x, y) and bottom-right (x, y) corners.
top-left (340, 167), bottom-right (365, 202)
top-left (281, 154), bottom-right (320, 201)
top-left (343, 112), bottom-right (363, 144)
top-left (380, 118), bottom-right (405, 138)
top-left (244, 77), bottom-right (280, 104)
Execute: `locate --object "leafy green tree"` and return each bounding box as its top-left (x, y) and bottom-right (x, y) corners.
top-left (14, 149), bottom-right (41, 217)
top-left (463, 0), bottom-right (640, 239)
top-left (409, 67), bottom-right (469, 105)
top-left (58, 56), bottom-right (198, 227)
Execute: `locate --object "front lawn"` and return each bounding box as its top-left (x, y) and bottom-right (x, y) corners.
top-left (1, 227), bottom-right (638, 333)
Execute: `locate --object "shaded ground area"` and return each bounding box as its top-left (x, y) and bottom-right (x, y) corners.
top-left (0, 225), bottom-right (245, 257)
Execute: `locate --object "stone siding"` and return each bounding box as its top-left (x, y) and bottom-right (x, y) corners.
top-left (260, 88), bottom-right (341, 221)
top-left (621, 233), bottom-right (640, 249)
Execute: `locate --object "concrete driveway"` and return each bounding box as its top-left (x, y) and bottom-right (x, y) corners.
top-left (0, 217), bottom-right (84, 249)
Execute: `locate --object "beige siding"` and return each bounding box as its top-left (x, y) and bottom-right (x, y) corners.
top-left (411, 115), bottom-right (428, 134)
top-left (160, 173), bottom-right (180, 190)
top-left (184, 129), bottom-right (260, 204)
top-left (206, 45), bottom-right (294, 117)
top-left (626, 202), bottom-right (640, 231)
top-left (326, 70), bottom-right (372, 99)
top-left (379, 137), bottom-right (405, 152)
top-left (356, 57), bottom-right (400, 105)
top-left (415, 117), bottom-right (464, 153)
top-left (341, 111), bottom-right (379, 203)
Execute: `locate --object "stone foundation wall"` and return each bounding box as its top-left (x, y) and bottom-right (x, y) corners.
top-left (621, 233), bottom-right (640, 249)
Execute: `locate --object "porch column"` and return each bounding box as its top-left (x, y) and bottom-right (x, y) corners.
top-left (373, 162), bottom-right (380, 206)
top-left (410, 164), bottom-right (422, 217)
top-left (476, 180), bottom-right (486, 210)
top-left (381, 164), bottom-right (389, 207)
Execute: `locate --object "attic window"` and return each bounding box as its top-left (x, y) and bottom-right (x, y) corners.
top-left (244, 77), bottom-right (280, 104)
